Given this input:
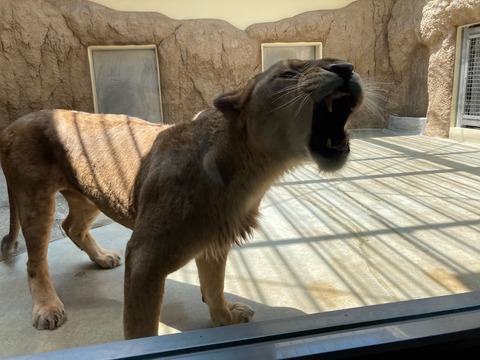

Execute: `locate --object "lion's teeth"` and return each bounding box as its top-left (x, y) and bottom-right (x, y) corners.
top-left (325, 98), bottom-right (333, 113)
top-left (326, 138), bottom-right (332, 148)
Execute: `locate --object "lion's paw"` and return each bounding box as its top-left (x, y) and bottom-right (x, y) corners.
top-left (228, 302), bottom-right (255, 324)
top-left (32, 302), bottom-right (66, 330)
top-left (93, 249), bottom-right (122, 269)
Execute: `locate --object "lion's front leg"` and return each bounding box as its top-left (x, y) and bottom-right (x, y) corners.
top-left (123, 237), bottom-right (165, 339)
top-left (123, 227), bottom-right (199, 339)
top-left (195, 251), bottom-right (254, 326)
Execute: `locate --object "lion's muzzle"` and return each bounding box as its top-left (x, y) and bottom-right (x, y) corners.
top-left (308, 60), bottom-right (364, 171)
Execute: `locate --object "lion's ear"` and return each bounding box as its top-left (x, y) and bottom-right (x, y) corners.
top-left (213, 78), bottom-right (256, 121)
top-left (213, 88), bottom-right (244, 115)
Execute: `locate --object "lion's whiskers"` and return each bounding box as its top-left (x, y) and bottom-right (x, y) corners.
top-left (355, 79), bottom-right (395, 126)
top-left (270, 93), bottom-right (304, 112)
top-left (272, 83), bottom-right (301, 100)
top-left (293, 93), bottom-right (311, 118)
top-left (269, 77), bottom-right (394, 126)
top-left (267, 89), bottom-right (311, 119)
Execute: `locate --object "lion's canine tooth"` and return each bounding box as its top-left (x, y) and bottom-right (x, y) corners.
top-left (325, 98), bottom-right (333, 113)
top-left (326, 138), bottom-right (332, 148)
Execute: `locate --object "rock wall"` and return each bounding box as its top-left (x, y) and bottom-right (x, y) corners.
top-left (0, 0), bottom-right (478, 137)
top-left (420, 0), bottom-right (480, 137)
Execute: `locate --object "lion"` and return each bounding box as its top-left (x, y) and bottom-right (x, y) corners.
top-left (0, 58), bottom-right (363, 339)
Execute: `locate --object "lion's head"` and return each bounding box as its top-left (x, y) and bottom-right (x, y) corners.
top-left (214, 58), bottom-right (364, 172)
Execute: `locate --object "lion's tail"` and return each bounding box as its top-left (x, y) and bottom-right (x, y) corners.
top-left (1, 185), bottom-right (20, 257)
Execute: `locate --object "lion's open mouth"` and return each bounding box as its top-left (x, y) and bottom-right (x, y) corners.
top-left (308, 63), bottom-right (363, 165)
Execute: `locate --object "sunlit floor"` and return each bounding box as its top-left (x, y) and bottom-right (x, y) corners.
top-left (1, 130), bottom-right (480, 358)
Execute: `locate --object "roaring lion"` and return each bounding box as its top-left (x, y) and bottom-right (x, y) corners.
top-left (0, 58), bottom-right (363, 339)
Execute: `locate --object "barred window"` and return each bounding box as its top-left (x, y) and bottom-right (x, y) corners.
top-left (457, 25), bottom-right (480, 128)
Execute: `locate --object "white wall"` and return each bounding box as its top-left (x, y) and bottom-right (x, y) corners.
top-left (91, 0), bottom-right (356, 29)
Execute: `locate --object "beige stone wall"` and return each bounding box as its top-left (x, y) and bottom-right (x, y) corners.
top-left (91, 0), bottom-right (357, 30)
top-left (0, 0), bottom-right (478, 137)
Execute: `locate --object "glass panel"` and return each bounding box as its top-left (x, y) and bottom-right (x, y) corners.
top-left (90, 47), bottom-right (163, 123)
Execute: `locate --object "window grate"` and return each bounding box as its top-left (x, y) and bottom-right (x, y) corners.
top-left (464, 37), bottom-right (480, 118)
top-left (457, 25), bottom-right (480, 128)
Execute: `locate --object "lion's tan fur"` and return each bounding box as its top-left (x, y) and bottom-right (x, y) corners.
top-left (0, 59), bottom-right (363, 339)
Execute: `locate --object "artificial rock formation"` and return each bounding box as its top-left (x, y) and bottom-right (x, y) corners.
top-left (0, 0), bottom-right (479, 137)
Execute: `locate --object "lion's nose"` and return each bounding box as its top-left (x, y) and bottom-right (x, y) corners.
top-left (328, 63), bottom-right (354, 81)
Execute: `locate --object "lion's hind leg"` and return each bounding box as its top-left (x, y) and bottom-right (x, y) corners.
top-left (16, 190), bottom-right (67, 330)
top-left (61, 190), bottom-right (121, 268)
top-left (195, 252), bottom-right (254, 327)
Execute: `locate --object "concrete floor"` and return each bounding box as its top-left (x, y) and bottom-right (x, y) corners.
top-left (1, 130), bottom-right (480, 358)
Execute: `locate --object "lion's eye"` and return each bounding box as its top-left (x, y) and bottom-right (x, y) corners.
top-left (278, 70), bottom-right (298, 79)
